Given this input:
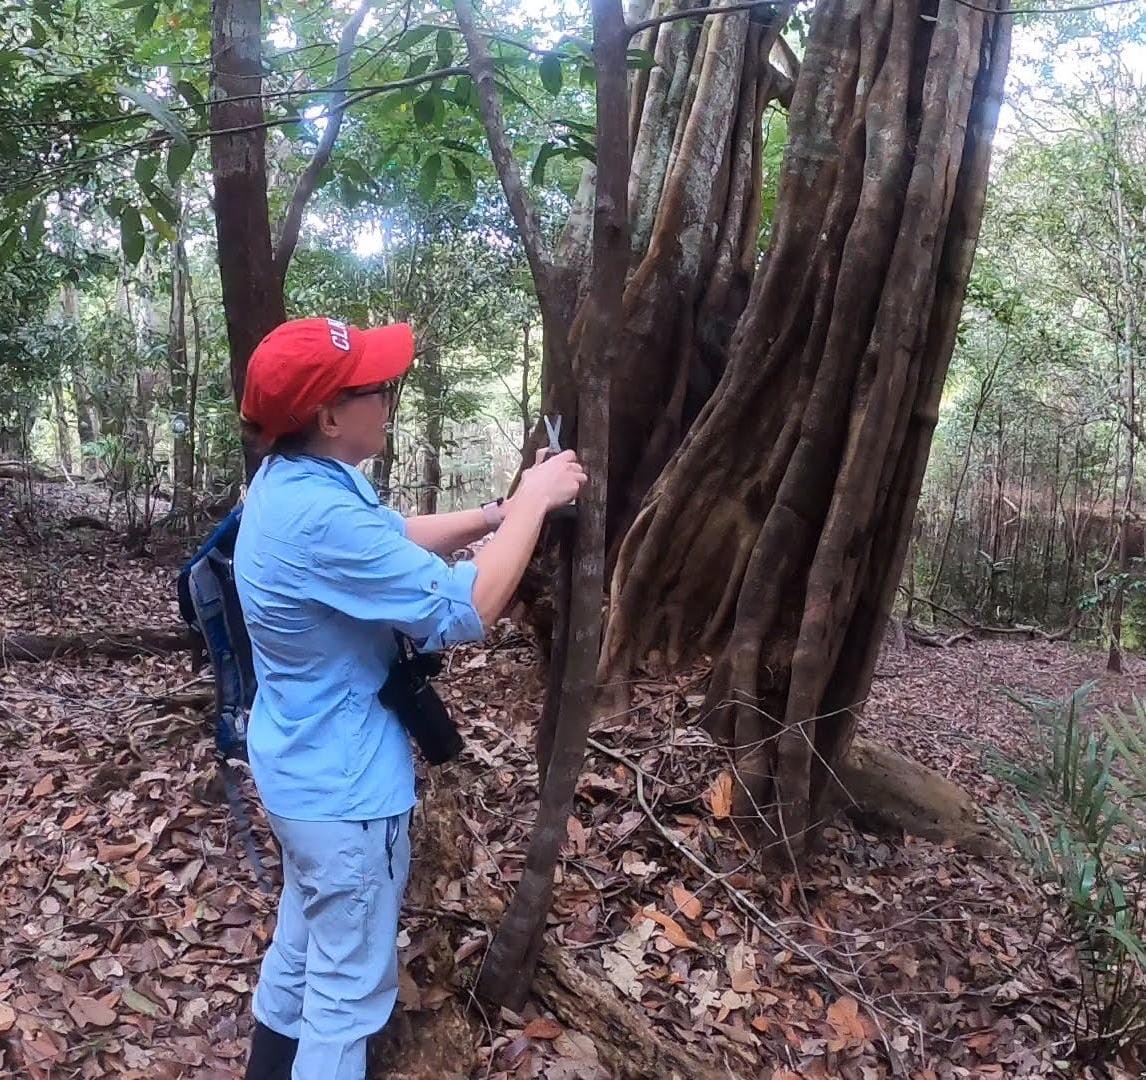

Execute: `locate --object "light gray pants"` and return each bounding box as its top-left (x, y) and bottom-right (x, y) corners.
top-left (252, 811), bottom-right (412, 1080)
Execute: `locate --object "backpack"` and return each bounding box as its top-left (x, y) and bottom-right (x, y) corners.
top-left (177, 506), bottom-right (255, 763)
top-left (176, 502), bottom-right (463, 888)
top-left (177, 507), bottom-right (269, 890)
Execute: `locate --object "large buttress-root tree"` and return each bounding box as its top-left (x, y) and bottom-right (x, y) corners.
top-left (461, 0), bottom-right (1010, 1006)
top-left (603, 0), bottom-right (1012, 853)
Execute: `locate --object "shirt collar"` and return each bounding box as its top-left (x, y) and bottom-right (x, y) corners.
top-left (273, 453), bottom-right (381, 508)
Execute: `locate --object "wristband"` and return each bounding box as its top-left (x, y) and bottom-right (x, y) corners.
top-left (480, 497), bottom-right (505, 529)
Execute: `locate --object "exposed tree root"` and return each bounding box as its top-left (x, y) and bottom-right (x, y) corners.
top-left (828, 735), bottom-right (1001, 856)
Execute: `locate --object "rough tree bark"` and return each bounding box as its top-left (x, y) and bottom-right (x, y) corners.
top-left (603, 0), bottom-right (1012, 856)
top-left (586, 0), bottom-right (798, 553)
top-left (209, 0), bottom-right (286, 480)
top-left (209, 0), bottom-right (373, 480)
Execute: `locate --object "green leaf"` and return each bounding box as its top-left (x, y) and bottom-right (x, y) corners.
top-left (413, 93), bottom-right (436, 127)
top-left (117, 84), bottom-right (190, 147)
top-left (135, 1), bottom-right (158, 35)
top-left (452, 76), bottom-right (476, 111)
top-left (24, 202), bottom-right (46, 245)
top-left (141, 181), bottom-right (179, 227)
top-left (166, 142), bottom-right (194, 184)
top-left (539, 54), bottom-right (562, 96)
top-left (119, 206), bottom-right (144, 265)
top-left (626, 48), bottom-right (656, 71)
top-left (175, 80), bottom-right (207, 123)
top-left (419, 152), bottom-right (442, 201)
top-left (450, 156), bottom-right (474, 202)
top-left (435, 29), bottom-right (453, 69)
top-left (531, 141), bottom-right (557, 186)
top-left (140, 203), bottom-right (176, 243)
top-left (397, 25), bottom-right (435, 50)
top-left (134, 154), bottom-right (159, 185)
top-left (341, 158), bottom-right (374, 189)
top-left (406, 54), bottom-right (433, 79)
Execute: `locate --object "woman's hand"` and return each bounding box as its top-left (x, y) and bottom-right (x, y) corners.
top-left (470, 450), bottom-right (587, 627)
top-left (513, 449), bottom-right (588, 512)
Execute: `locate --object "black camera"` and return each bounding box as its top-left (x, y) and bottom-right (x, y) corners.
top-left (378, 633), bottom-right (463, 766)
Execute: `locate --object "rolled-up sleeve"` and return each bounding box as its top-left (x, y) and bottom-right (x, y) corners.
top-left (308, 503), bottom-right (485, 651)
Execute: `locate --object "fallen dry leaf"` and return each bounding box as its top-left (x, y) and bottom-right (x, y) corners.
top-left (95, 839), bottom-right (143, 864)
top-left (67, 995), bottom-right (118, 1029)
top-left (120, 987), bottom-right (163, 1019)
top-left (826, 995), bottom-right (860, 1031)
top-left (523, 1017), bottom-right (564, 1040)
top-left (566, 816), bottom-right (589, 856)
top-left (671, 883), bottom-right (702, 920)
top-left (727, 940), bottom-right (759, 993)
top-left (602, 948), bottom-right (644, 1000)
top-left (639, 905), bottom-right (695, 949)
top-left (707, 771), bottom-right (733, 819)
top-left (0, 1001), bottom-right (15, 1032)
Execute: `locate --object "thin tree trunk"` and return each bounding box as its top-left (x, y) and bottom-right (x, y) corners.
top-left (521, 321), bottom-right (532, 454)
top-left (418, 347), bottom-right (444, 516)
top-left (1010, 420), bottom-right (1027, 623)
top-left (1107, 134), bottom-right (1138, 674)
top-left (169, 216), bottom-right (194, 524)
top-left (51, 380), bottom-right (73, 474)
top-left (186, 244), bottom-right (204, 511)
top-left (209, 0), bottom-right (286, 480)
top-left (476, 0), bottom-right (629, 1009)
top-left (986, 403), bottom-right (1004, 617)
top-left (927, 350), bottom-right (999, 600)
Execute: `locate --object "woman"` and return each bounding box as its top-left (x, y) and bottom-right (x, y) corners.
top-left (233, 316), bottom-right (587, 1080)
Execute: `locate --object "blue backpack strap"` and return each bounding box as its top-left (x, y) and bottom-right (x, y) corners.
top-left (178, 509), bottom-right (270, 893)
top-left (178, 506), bottom-right (255, 761)
top-left (178, 507), bottom-right (243, 630)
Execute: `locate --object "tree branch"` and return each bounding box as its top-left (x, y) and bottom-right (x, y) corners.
top-left (626, 0), bottom-right (779, 37)
top-left (454, 0), bottom-right (554, 307)
top-left (2, 67), bottom-right (470, 194)
top-left (274, 0), bottom-right (378, 281)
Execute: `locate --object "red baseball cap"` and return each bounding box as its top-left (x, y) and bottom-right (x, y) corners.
top-left (241, 317), bottom-right (415, 440)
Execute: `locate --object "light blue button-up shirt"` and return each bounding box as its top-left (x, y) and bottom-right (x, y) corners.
top-left (233, 453), bottom-right (485, 822)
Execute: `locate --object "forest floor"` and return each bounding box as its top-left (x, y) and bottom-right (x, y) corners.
top-left (1, 477), bottom-right (1143, 1080)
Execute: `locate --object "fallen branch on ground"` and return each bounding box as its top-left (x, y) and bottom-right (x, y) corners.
top-left (0, 461), bottom-right (82, 483)
top-left (536, 944), bottom-right (726, 1079)
top-left (904, 620), bottom-right (1074, 648)
top-left (63, 515), bottom-right (112, 531)
top-left (0, 628), bottom-right (195, 663)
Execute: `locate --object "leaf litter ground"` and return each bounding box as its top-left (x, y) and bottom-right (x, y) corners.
top-left (1, 479), bottom-right (1143, 1079)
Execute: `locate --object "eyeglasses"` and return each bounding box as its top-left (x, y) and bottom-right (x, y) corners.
top-left (341, 381), bottom-right (398, 404)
